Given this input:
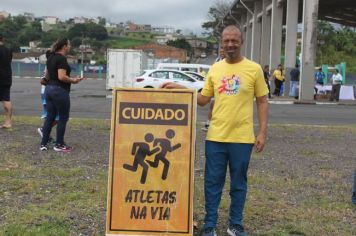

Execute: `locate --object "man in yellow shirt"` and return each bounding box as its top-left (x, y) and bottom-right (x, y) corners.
top-left (162, 25), bottom-right (269, 236)
top-left (199, 67), bottom-right (207, 77)
top-left (272, 64), bottom-right (284, 96)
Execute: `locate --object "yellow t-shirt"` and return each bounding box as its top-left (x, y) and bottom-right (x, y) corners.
top-left (273, 69), bottom-right (284, 81)
top-left (199, 70), bottom-right (207, 77)
top-left (201, 58), bottom-right (268, 143)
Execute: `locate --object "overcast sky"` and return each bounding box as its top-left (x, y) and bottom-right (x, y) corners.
top-left (1, 0), bottom-right (217, 34)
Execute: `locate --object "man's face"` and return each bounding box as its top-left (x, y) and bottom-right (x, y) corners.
top-left (221, 28), bottom-right (243, 61)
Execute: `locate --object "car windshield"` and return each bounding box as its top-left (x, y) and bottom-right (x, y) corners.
top-left (172, 72), bottom-right (196, 82)
top-left (150, 71), bottom-right (169, 79)
top-left (187, 72), bottom-right (204, 81)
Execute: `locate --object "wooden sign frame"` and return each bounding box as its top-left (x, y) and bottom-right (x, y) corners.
top-left (106, 88), bottom-right (196, 236)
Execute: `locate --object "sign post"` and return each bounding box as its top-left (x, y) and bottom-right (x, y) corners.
top-left (106, 88), bottom-right (196, 236)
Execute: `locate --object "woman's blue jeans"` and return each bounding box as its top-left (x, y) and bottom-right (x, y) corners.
top-left (41, 85), bottom-right (70, 146)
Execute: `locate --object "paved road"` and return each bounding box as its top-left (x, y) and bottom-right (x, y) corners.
top-left (5, 77), bottom-right (356, 125)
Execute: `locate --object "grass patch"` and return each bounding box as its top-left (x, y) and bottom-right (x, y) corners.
top-left (107, 36), bottom-right (152, 49)
top-left (0, 117), bottom-right (355, 235)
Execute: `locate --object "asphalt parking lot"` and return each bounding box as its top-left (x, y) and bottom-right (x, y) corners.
top-left (5, 77), bottom-right (356, 125)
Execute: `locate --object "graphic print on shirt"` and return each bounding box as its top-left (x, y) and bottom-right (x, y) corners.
top-left (218, 74), bottom-right (241, 95)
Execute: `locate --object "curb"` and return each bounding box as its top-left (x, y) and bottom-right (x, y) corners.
top-left (269, 100), bottom-right (356, 106)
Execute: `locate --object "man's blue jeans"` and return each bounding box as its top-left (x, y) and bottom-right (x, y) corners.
top-left (289, 81), bottom-right (299, 97)
top-left (204, 141), bottom-right (253, 229)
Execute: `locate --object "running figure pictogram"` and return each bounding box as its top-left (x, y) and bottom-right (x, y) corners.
top-left (147, 129), bottom-right (181, 180)
top-left (123, 133), bottom-right (160, 184)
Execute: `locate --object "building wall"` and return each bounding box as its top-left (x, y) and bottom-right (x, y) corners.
top-left (134, 44), bottom-right (187, 63)
top-left (43, 16), bottom-right (58, 25)
top-left (0, 11), bottom-right (10, 19)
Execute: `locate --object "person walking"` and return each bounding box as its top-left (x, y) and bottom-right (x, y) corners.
top-left (263, 65), bottom-right (271, 99)
top-left (289, 64), bottom-right (300, 99)
top-left (314, 67), bottom-right (326, 99)
top-left (38, 50), bottom-right (59, 143)
top-left (162, 25), bottom-right (269, 236)
top-left (40, 38), bottom-right (84, 152)
top-left (0, 34), bottom-right (13, 129)
top-left (272, 64), bottom-right (284, 97)
top-left (330, 69), bottom-right (343, 102)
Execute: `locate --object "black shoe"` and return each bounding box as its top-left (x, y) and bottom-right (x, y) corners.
top-left (53, 143), bottom-right (73, 152)
top-left (40, 145), bottom-right (48, 151)
top-left (202, 227), bottom-right (217, 236)
top-left (227, 224), bottom-right (247, 236)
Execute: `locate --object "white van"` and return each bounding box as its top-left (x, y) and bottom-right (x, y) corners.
top-left (156, 63), bottom-right (210, 74)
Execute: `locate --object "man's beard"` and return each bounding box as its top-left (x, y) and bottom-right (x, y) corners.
top-left (226, 50), bottom-right (238, 61)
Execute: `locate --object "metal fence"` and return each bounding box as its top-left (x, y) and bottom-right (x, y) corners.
top-left (11, 62), bottom-right (107, 79)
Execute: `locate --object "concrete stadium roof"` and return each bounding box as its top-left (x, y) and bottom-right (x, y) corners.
top-left (320, 0), bottom-right (356, 27)
top-left (217, 0), bottom-right (356, 33)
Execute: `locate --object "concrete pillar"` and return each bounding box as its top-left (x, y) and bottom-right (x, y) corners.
top-left (284, 0), bottom-right (299, 97)
top-left (245, 13), bottom-right (253, 59)
top-left (300, 0), bottom-right (319, 100)
top-left (269, 0), bottom-right (283, 70)
top-left (260, 0), bottom-right (271, 67)
top-left (240, 13), bottom-right (247, 57)
top-left (251, 0), bottom-right (263, 63)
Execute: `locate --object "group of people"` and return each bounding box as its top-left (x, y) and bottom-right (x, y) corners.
top-left (261, 63), bottom-right (344, 101)
top-left (262, 64), bottom-right (287, 98)
top-left (1, 27), bottom-right (355, 236)
top-left (0, 35), bottom-right (84, 152)
top-left (314, 67), bottom-right (343, 101)
top-left (39, 38), bottom-right (84, 152)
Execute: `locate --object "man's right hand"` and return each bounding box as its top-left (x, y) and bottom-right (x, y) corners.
top-left (160, 82), bottom-right (187, 89)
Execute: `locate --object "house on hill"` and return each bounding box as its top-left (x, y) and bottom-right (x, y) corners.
top-left (133, 43), bottom-right (187, 63)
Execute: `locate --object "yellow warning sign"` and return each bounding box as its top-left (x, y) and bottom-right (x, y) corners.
top-left (106, 88), bottom-right (196, 236)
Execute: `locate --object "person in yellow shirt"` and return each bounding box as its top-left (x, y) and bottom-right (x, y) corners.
top-left (272, 64), bottom-right (284, 96)
top-left (199, 67), bottom-right (207, 77)
top-left (162, 25), bottom-right (269, 236)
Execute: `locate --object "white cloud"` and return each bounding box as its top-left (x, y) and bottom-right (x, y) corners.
top-left (1, 0), bottom-right (216, 33)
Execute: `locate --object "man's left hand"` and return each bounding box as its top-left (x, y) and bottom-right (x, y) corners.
top-left (254, 133), bottom-right (266, 152)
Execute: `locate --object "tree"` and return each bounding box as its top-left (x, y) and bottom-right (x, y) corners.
top-left (86, 23), bottom-right (108, 40)
top-left (202, 0), bottom-right (233, 32)
top-left (71, 37), bottom-right (82, 47)
top-left (316, 21), bottom-right (356, 73)
top-left (67, 23), bottom-right (108, 41)
top-left (40, 30), bottom-right (66, 47)
top-left (67, 24), bottom-right (87, 39)
top-left (98, 17), bottom-right (106, 26)
top-left (166, 38), bottom-right (192, 53)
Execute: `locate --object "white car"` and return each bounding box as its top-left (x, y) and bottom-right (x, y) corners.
top-left (185, 71), bottom-right (206, 81)
top-left (134, 69), bottom-right (205, 92)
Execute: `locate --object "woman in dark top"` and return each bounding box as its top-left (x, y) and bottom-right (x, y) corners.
top-left (40, 38), bottom-right (84, 152)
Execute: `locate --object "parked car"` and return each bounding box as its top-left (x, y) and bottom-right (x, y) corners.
top-left (200, 52), bottom-right (207, 58)
top-left (185, 71), bottom-right (206, 81)
top-left (134, 69), bottom-right (205, 91)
